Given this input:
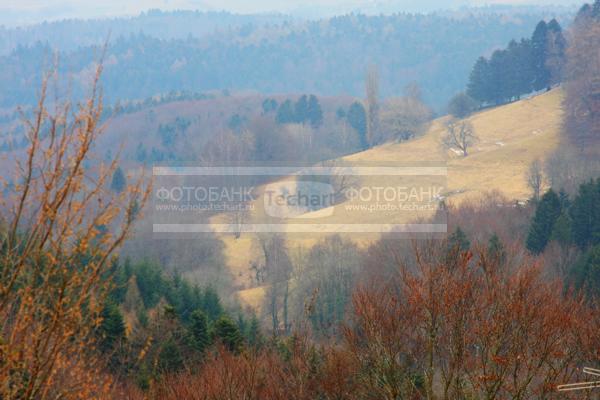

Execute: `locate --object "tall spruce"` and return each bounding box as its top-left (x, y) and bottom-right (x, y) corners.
top-left (246, 314), bottom-right (262, 348)
top-left (189, 309), bottom-right (210, 353)
top-left (111, 166), bottom-right (126, 193)
top-left (448, 227), bottom-right (470, 253)
top-left (158, 338), bottom-right (184, 373)
top-left (467, 57), bottom-right (491, 104)
top-left (531, 20), bottom-right (551, 91)
top-left (570, 244), bottom-right (600, 299)
top-left (213, 316), bottom-right (243, 353)
top-left (99, 302), bottom-right (126, 352)
top-left (294, 95), bottom-right (309, 124)
top-left (546, 19), bottom-right (567, 84)
top-left (570, 179), bottom-right (600, 249)
top-left (202, 286), bottom-right (223, 321)
top-left (276, 99), bottom-right (296, 124)
top-left (526, 189), bottom-right (562, 254)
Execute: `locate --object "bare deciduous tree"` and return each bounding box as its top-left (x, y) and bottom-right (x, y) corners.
top-left (443, 119), bottom-right (477, 157)
top-left (0, 65), bottom-right (150, 398)
top-left (365, 64), bottom-right (380, 147)
top-left (526, 159), bottom-right (544, 202)
top-left (258, 234), bottom-right (293, 335)
top-left (379, 95), bottom-right (433, 143)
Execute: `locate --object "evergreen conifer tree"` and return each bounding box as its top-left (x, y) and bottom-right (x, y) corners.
top-left (246, 314), bottom-right (262, 348)
top-left (526, 189), bottom-right (562, 254)
top-left (99, 302), bottom-right (126, 352)
top-left (448, 227), bottom-right (470, 253)
top-left (213, 316), bottom-right (243, 352)
top-left (189, 309), bottom-right (210, 353)
top-left (158, 338), bottom-right (184, 373)
top-left (202, 286), bottom-right (223, 321)
top-left (467, 57), bottom-right (492, 104)
top-left (294, 95), bottom-right (309, 124)
top-left (570, 244), bottom-right (600, 299)
top-left (110, 166), bottom-right (126, 194)
top-left (276, 99), bottom-right (296, 124)
top-left (570, 179), bottom-right (600, 249)
top-left (531, 21), bottom-right (551, 91)
top-left (347, 102), bottom-right (368, 149)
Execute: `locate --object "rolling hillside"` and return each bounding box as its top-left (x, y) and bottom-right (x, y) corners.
top-left (228, 88), bottom-right (563, 309)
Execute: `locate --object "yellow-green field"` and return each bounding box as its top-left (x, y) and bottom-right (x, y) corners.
top-left (220, 89), bottom-right (564, 309)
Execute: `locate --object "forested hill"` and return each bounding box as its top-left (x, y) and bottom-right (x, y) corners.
top-left (0, 10), bottom-right (570, 110)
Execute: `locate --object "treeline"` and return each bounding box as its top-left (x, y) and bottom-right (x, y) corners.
top-left (0, 12), bottom-right (555, 109)
top-left (267, 94), bottom-right (323, 128)
top-left (0, 10), bottom-right (292, 55)
top-left (467, 18), bottom-right (566, 105)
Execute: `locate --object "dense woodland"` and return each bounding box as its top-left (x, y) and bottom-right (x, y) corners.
top-left (466, 19), bottom-right (566, 105)
top-left (1, 1), bottom-right (600, 400)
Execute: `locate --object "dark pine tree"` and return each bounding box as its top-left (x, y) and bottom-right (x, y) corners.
top-left (551, 211), bottom-right (572, 247)
top-left (307, 95), bottom-right (323, 128)
top-left (467, 56), bottom-right (492, 104)
top-left (347, 102), bottom-right (368, 149)
top-left (526, 189), bottom-right (562, 254)
top-left (546, 19), bottom-right (567, 85)
top-left (189, 309), bottom-right (210, 353)
top-left (513, 39), bottom-right (535, 98)
top-left (570, 244), bottom-right (600, 299)
top-left (276, 99), bottom-right (296, 124)
top-left (111, 166), bottom-right (126, 194)
top-left (158, 338), bottom-right (184, 373)
top-left (213, 315), bottom-right (243, 353)
top-left (488, 48), bottom-right (511, 104)
top-left (570, 179), bottom-right (600, 249)
top-left (202, 286), bottom-right (223, 321)
top-left (262, 98), bottom-right (278, 114)
top-left (531, 20), bottom-right (551, 91)
top-left (294, 95), bottom-right (309, 124)
top-left (448, 227), bottom-right (471, 253)
top-left (99, 302), bottom-right (126, 352)
top-left (246, 313), bottom-right (262, 348)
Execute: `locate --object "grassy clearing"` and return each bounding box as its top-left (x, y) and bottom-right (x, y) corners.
top-left (220, 89), bottom-right (563, 309)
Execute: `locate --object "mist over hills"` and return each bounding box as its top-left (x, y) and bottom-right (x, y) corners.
top-left (0, 8), bottom-right (572, 111)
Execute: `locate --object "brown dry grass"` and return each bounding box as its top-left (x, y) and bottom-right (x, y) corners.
top-left (219, 89), bottom-right (564, 309)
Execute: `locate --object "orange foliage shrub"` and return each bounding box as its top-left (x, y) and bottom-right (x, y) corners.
top-left (0, 65), bottom-right (150, 399)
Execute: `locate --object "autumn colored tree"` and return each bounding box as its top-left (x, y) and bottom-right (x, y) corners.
top-left (0, 65), bottom-right (150, 399)
top-left (346, 240), bottom-right (591, 400)
top-left (563, 3), bottom-right (600, 153)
